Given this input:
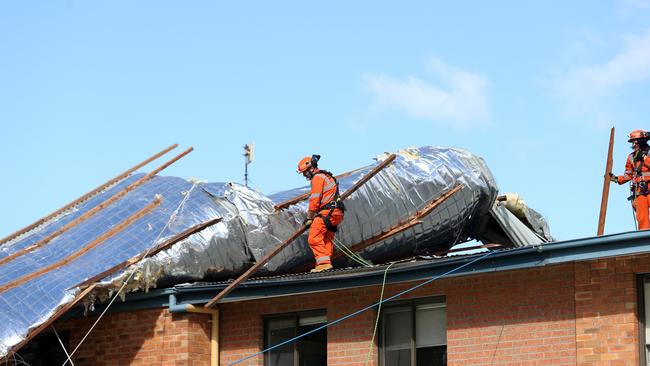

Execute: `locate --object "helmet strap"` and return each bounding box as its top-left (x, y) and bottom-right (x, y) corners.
top-left (304, 167), bottom-right (316, 179)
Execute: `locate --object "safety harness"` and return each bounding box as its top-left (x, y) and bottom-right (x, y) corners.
top-left (629, 151), bottom-right (650, 199)
top-left (315, 170), bottom-right (345, 232)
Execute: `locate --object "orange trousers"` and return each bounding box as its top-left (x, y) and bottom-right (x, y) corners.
top-left (634, 194), bottom-right (650, 230)
top-left (307, 209), bottom-right (344, 265)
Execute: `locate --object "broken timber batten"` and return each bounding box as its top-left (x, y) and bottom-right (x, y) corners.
top-left (204, 154), bottom-right (397, 308)
top-left (0, 196), bottom-right (162, 294)
top-left (273, 166), bottom-right (369, 210)
top-left (72, 217), bottom-right (223, 290)
top-left (0, 147), bottom-right (193, 267)
top-left (332, 184), bottom-right (464, 261)
top-left (0, 143), bottom-right (178, 246)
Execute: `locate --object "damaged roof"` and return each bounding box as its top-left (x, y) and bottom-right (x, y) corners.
top-left (76, 229), bottom-right (650, 315)
top-left (0, 145), bottom-right (551, 358)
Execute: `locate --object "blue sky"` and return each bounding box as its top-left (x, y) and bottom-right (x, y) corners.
top-left (1, 1), bottom-right (650, 240)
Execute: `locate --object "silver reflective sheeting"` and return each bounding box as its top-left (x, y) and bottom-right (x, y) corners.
top-left (490, 204), bottom-right (545, 247)
top-left (0, 146), bottom-right (530, 357)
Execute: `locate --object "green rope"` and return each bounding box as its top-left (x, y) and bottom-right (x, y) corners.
top-left (333, 237), bottom-right (372, 267)
top-left (333, 237), bottom-right (370, 266)
top-left (365, 262), bottom-right (395, 366)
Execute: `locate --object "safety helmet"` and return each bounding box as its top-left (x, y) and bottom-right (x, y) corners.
top-left (296, 155), bottom-right (320, 173)
top-left (629, 130), bottom-right (649, 142)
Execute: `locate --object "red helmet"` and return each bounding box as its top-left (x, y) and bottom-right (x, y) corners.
top-left (628, 129), bottom-right (649, 142)
top-left (296, 155), bottom-right (320, 173)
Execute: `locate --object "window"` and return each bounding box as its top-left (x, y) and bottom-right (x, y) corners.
top-left (264, 310), bottom-right (327, 366)
top-left (381, 298), bottom-right (446, 366)
top-left (640, 276), bottom-right (650, 365)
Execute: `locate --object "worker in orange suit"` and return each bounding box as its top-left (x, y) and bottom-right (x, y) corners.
top-left (296, 155), bottom-right (345, 272)
top-left (610, 130), bottom-right (650, 230)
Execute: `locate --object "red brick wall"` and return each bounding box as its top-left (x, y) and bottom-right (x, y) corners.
top-left (56, 308), bottom-right (211, 366)
top-left (446, 264), bottom-right (576, 365)
top-left (219, 264), bottom-right (577, 366)
top-left (53, 252), bottom-right (650, 365)
top-left (574, 256), bottom-right (648, 365)
top-left (219, 286), bottom-right (382, 366)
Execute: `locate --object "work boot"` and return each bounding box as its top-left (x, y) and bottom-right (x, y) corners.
top-left (310, 264), bottom-right (333, 273)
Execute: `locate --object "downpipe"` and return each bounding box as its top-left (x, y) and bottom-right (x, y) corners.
top-left (169, 294), bottom-right (219, 366)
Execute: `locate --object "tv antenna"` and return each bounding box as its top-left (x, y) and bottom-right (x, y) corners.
top-left (243, 143), bottom-right (254, 187)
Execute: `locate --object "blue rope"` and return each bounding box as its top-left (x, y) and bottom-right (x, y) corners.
top-left (228, 250), bottom-right (495, 366)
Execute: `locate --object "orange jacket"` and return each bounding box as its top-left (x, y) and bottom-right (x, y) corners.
top-left (308, 171), bottom-right (338, 212)
top-left (618, 149), bottom-right (650, 185)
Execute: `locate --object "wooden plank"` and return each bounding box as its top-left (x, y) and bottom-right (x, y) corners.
top-left (0, 197), bottom-right (161, 294)
top-left (0, 284), bottom-right (96, 362)
top-left (331, 184), bottom-right (463, 261)
top-left (0, 147), bottom-right (193, 267)
top-left (204, 154), bottom-right (397, 308)
top-left (273, 168), bottom-right (362, 210)
top-left (598, 127), bottom-right (615, 236)
top-left (73, 217), bottom-right (222, 289)
top-left (0, 144), bottom-right (178, 246)
top-left (339, 154), bottom-right (396, 200)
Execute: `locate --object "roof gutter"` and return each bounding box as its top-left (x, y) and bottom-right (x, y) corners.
top-left (174, 230), bottom-right (650, 303)
top-left (82, 230), bottom-right (650, 311)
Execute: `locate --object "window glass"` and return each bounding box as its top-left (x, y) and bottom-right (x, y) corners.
top-left (381, 300), bottom-right (446, 366)
top-left (383, 306), bottom-right (412, 366)
top-left (416, 345), bottom-right (447, 366)
top-left (267, 317), bottom-right (295, 366)
top-left (266, 311), bottom-right (326, 366)
top-left (645, 281), bottom-right (650, 342)
top-left (299, 314), bottom-right (327, 326)
top-left (643, 278), bottom-right (650, 365)
top-left (297, 320), bottom-right (327, 366)
top-left (416, 304), bottom-right (446, 347)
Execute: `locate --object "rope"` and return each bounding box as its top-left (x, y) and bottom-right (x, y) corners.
top-left (333, 237), bottom-right (372, 267)
top-left (61, 182), bottom-right (200, 366)
top-left (332, 185), bottom-right (462, 268)
top-left (4, 352), bottom-right (29, 366)
top-left (364, 262), bottom-right (394, 366)
top-left (52, 326), bottom-right (75, 366)
top-left (228, 250), bottom-right (495, 366)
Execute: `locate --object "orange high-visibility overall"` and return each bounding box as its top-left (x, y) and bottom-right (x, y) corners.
top-left (307, 171), bottom-right (344, 265)
top-left (617, 150), bottom-right (650, 229)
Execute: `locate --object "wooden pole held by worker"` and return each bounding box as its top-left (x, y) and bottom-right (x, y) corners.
top-left (597, 127), bottom-right (615, 236)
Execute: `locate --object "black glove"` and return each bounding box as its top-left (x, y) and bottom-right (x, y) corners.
top-left (609, 173), bottom-right (617, 183)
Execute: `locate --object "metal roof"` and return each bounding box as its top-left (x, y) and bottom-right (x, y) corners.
top-left (78, 229), bottom-right (650, 316)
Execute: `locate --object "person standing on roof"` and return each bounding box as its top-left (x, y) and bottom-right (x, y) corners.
top-left (610, 130), bottom-right (650, 230)
top-left (296, 155), bottom-right (345, 272)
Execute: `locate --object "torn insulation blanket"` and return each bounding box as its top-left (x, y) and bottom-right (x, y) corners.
top-left (0, 146), bottom-right (550, 358)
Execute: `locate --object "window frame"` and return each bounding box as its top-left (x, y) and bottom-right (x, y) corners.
top-left (263, 309), bottom-right (327, 366)
top-left (379, 296), bottom-right (446, 366)
top-left (638, 274), bottom-right (648, 366)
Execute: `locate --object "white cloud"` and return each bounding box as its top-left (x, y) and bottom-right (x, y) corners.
top-left (624, 0), bottom-right (650, 9)
top-left (362, 58), bottom-right (490, 128)
top-left (554, 29), bottom-right (650, 114)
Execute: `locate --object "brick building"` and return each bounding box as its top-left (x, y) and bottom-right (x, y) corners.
top-left (23, 230), bottom-right (650, 365)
